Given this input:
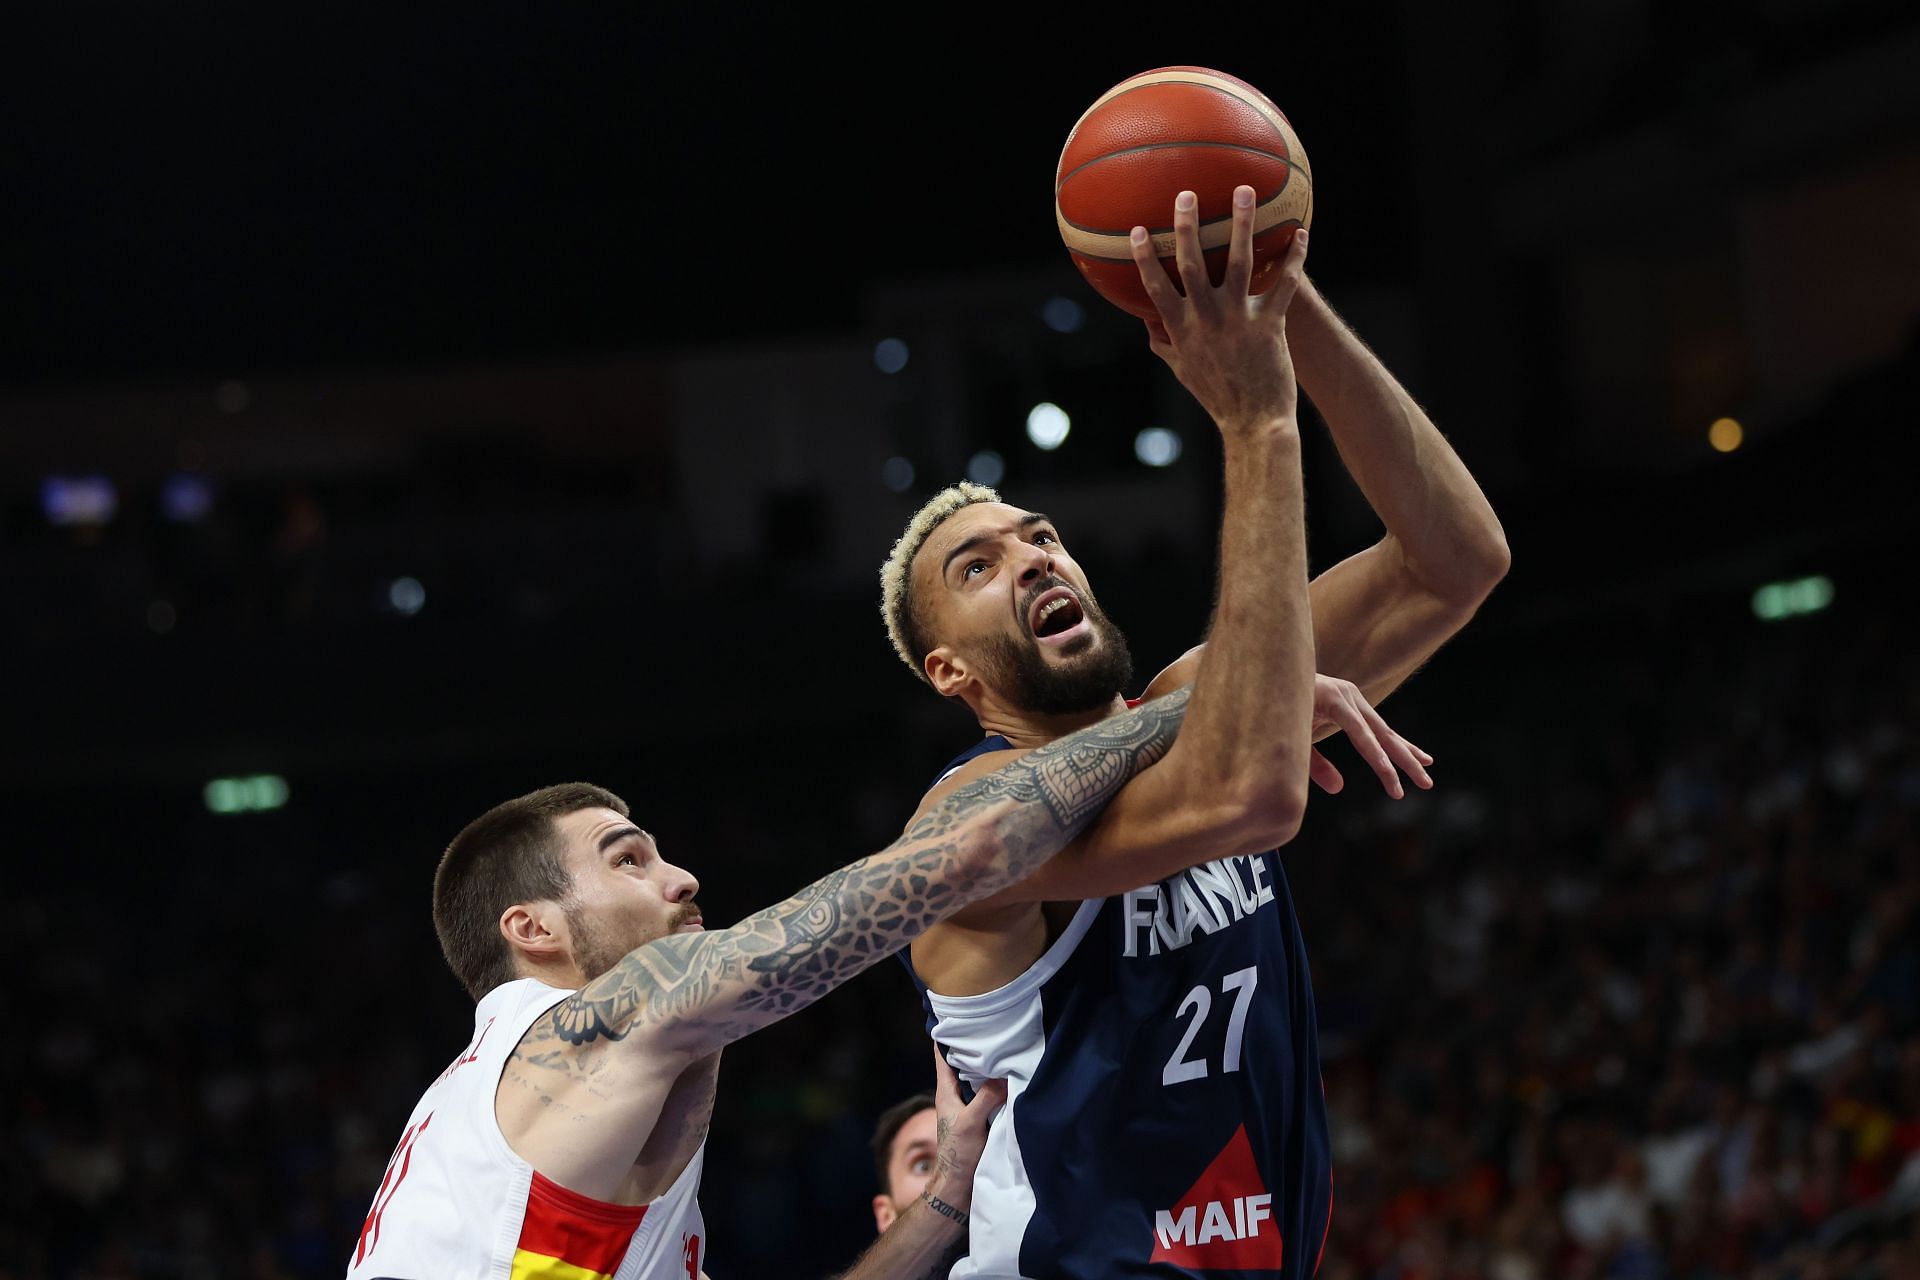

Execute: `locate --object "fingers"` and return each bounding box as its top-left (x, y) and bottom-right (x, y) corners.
top-left (1261, 226), bottom-right (1310, 318)
top-left (932, 1045), bottom-right (961, 1114)
top-left (1358, 700), bottom-right (1434, 791)
top-left (969, 1078), bottom-right (1008, 1113)
top-left (1309, 747), bottom-right (1345, 795)
top-left (1129, 225), bottom-right (1185, 333)
top-left (1337, 698), bottom-right (1403, 799)
top-left (1223, 185), bottom-right (1255, 298)
top-left (1170, 190), bottom-right (1214, 317)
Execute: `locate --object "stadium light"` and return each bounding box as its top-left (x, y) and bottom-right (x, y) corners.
top-left (1135, 428), bottom-right (1183, 467)
top-left (388, 577), bottom-right (426, 616)
top-left (1026, 403), bottom-right (1071, 451)
top-left (967, 450), bottom-right (1005, 487)
top-left (1042, 297), bottom-right (1085, 334)
top-left (42, 476), bottom-right (118, 526)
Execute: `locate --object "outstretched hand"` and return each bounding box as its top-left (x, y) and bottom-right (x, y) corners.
top-left (1129, 184), bottom-right (1310, 437)
top-left (1307, 674), bottom-right (1433, 799)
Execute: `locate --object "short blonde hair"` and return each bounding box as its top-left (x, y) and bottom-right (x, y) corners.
top-left (879, 481), bottom-right (1002, 684)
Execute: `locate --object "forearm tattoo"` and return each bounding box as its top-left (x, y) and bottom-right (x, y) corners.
top-left (921, 1191), bottom-right (967, 1225)
top-left (527, 687), bottom-right (1190, 1056)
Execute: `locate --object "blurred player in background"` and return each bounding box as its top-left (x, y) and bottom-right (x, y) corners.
top-left (840, 1058), bottom-right (1010, 1278)
top-left (342, 688), bottom-right (1189, 1280)
top-left (878, 188), bottom-right (1508, 1276)
top-left (870, 1093), bottom-right (938, 1234)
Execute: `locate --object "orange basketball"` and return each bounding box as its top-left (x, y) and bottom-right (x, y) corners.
top-left (1055, 67), bottom-right (1313, 320)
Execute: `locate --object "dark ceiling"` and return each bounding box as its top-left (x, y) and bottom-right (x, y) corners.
top-left (4, 5), bottom-right (1434, 384)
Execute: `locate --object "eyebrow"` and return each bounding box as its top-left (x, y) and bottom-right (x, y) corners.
top-left (940, 512), bottom-right (1055, 578)
top-left (597, 825), bottom-right (654, 853)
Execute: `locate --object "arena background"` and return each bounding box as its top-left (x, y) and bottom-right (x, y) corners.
top-left (5, 5), bottom-right (1919, 1278)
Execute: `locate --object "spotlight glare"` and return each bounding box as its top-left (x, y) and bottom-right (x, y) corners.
top-left (1135, 427), bottom-right (1183, 467)
top-left (42, 476), bottom-right (118, 526)
top-left (882, 456), bottom-right (916, 493)
top-left (966, 450), bottom-right (1006, 487)
top-left (1042, 297), bottom-right (1085, 334)
top-left (162, 474), bottom-right (214, 523)
top-left (388, 577), bottom-right (426, 616)
top-left (874, 338), bottom-right (910, 374)
top-left (1709, 417), bottom-right (1744, 453)
top-left (1026, 402), bottom-right (1071, 451)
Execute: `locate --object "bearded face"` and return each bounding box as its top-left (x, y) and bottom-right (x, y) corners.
top-left (973, 573), bottom-right (1134, 714)
top-left (912, 503), bottom-right (1134, 714)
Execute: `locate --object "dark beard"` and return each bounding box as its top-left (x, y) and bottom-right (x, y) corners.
top-left (977, 594), bottom-right (1135, 716)
top-left (566, 899), bottom-right (702, 983)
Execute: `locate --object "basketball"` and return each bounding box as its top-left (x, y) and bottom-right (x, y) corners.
top-left (1054, 67), bottom-right (1313, 320)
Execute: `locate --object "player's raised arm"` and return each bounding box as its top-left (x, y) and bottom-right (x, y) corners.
top-left (1284, 278), bottom-right (1509, 704)
top-left (525, 685), bottom-right (1189, 1067)
top-left (902, 191), bottom-right (1324, 913)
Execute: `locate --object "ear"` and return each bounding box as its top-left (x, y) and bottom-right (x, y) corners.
top-left (924, 645), bottom-right (971, 700)
top-left (872, 1194), bottom-right (897, 1234)
top-left (499, 901), bottom-right (568, 965)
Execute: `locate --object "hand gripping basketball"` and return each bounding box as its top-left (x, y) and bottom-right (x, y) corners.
top-left (1128, 186), bottom-right (1310, 439)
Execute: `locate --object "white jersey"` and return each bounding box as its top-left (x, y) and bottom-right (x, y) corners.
top-left (346, 978), bottom-right (707, 1280)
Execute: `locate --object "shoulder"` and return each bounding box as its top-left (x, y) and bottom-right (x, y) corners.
top-left (1139, 643), bottom-right (1206, 702)
top-left (913, 745), bottom-right (1030, 824)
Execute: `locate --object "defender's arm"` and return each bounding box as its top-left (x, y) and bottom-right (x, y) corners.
top-left (550, 685), bottom-right (1187, 1060)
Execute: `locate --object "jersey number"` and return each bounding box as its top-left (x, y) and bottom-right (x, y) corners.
top-left (1163, 966), bottom-right (1259, 1086)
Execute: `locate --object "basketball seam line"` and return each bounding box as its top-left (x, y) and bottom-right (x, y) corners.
top-left (1058, 184), bottom-right (1298, 237)
top-left (1065, 216), bottom-right (1305, 263)
top-left (1070, 74), bottom-right (1281, 134)
top-left (1059, 74), bottom-right (1297, 172)
top-left (1055, 139), bottom-right (1296, 197)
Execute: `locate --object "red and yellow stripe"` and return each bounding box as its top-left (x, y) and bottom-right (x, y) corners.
top-left (509, 1170), bottom-right (647, 1280)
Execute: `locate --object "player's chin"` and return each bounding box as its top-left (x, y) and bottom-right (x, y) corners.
top-left (1045, 629), bottom-right (1098, 660)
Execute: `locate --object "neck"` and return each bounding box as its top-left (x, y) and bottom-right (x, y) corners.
top-left (974, 692), bottom-right (1130, 750)
top-left (515, 959), bottom-right (587, 992)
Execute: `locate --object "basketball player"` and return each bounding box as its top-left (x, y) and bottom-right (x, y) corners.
top-left (343, 689), bottom-right (1191, 1280)
top-left (871, 1093), bottom-right (938, 1234)
top-left (841, 1057), bottom-right (1010, 1277)
top-left (879, 187), bottom-right (1508, 1276)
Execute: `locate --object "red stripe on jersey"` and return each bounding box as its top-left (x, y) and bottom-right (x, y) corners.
top-left (516, 1170), bottom-right (646, 1276)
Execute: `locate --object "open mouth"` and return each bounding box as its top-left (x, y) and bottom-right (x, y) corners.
top-left (1028, 587), bottom-right (1091, 647)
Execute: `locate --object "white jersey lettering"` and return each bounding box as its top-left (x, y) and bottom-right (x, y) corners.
top-left (1123, 855), bottom-right (1276, 957)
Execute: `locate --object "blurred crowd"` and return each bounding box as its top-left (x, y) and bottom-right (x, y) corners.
top-left (3, 596), bottom-right (1912, 1280)
top-left (1302, 611), bottom-right (1920, 1280)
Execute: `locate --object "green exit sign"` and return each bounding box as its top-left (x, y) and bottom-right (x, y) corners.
top-left (1751, 576), bottom-right (1834, 621)
top-left (204, 775), bottom-right (290, 814)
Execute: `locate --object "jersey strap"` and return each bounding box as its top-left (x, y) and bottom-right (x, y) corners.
top-left (929, 734), bottom-right (1016, 789)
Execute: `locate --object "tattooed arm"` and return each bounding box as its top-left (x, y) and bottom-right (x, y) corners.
top-left (833, 1052), bottom-right (1004, 1280)
top-left (541, 685), bottom-right (1188, 1061)
top-left (496, 689), bottom-right (1188, 1199)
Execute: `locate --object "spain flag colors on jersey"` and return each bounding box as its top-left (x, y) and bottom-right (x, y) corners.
top-left (509, 1170), bottom-right (648, 1280)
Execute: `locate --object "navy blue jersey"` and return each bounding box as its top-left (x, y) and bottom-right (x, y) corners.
top-left (910, 734), bottom-right (1332, 1279)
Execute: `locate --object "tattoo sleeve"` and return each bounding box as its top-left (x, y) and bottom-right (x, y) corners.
top-left (538, 686), bottom-right (1190, 1058)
